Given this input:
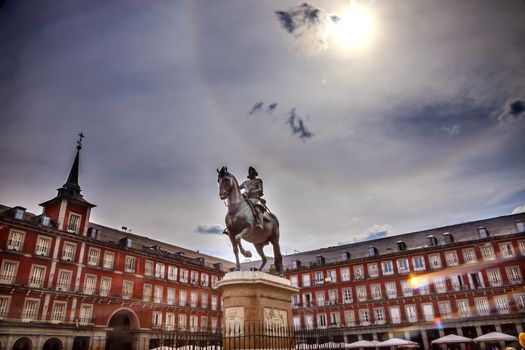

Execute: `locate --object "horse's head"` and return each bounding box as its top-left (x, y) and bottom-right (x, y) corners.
top-left (217, 166), bottom-right (232, 200)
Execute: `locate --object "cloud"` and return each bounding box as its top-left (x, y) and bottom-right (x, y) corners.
top-left (286, 107), bottom-right (314, 140)
top-left (512, 204), bottom-right (525, 214)
top-left (249, 101), bottom-right (264, 115)
top-left (267, 102), bottom-right (278, 113)
top-left (338, 224), bottom-right (393, 245)
top-left (441, 123), bottom-right (461, 135)
top-left (498, 99), bottom-right (525, 124)
top-left (195, 224), bottom-right (224, 235)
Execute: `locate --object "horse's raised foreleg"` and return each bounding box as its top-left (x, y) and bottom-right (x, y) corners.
top-left (254, 243), bottom-right (267, 271)
top-left (228, 234), bottom-right (241, 271)
top-left (237, 240), bottom-right (252, 258)
top-left (235, 227), bottom-right (253, 258)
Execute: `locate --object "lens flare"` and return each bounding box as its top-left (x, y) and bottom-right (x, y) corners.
top-left (332, 4), bottom-right (375, 50)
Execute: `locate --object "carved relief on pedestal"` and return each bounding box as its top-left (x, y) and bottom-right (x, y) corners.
top-left (224, 307), bottom-right (244, 336)
top-left (264, 308), bottom-right (288, 329)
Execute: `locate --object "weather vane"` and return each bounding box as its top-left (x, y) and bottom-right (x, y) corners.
top-left (77, 132), bottom-right (85, 150)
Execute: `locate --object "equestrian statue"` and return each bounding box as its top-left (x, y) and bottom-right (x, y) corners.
top-left (217, 166), bottom-right (283, 276)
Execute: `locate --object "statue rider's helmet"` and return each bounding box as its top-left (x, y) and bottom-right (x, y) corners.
top-left (248, 166), bottom-right (258, 179)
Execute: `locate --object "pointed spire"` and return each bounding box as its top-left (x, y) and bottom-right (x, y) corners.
top-left (58, 133), bottom-right (84, 199)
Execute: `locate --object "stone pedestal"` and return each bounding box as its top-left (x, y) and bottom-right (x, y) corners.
top-left (215, 271), bottom-right (299, 349)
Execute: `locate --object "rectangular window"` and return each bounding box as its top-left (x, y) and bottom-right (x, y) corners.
top-left (438, 302), bottom-right (452, 319)
top-left (178, 314), bottom-right (187, 330)
top-left (22, 298), bottom-right (40, 322)
top-left (374, 308), bottom-right (385, 325)
top-left (343, 288), bottom-right (353, 303)
top-left (371, 284), bottom-right (382, 300)
top-left (29, 265), bottom-right (46, 288)
top-left (340, 268), bottom-right (350, 281)
top-left (514, 294), bottom-right (525, 311)
top-left (144, 260), bottom-right (154, 276)
top-left (103, 251), bottom-right (114, 269)
top-left (316, 291), bottom-right (325, 306)
top-left (356, 286), bottom-right (367, 301)
top-left (327, 269), bottom-right (337, 283)
top-left (180, 269), bottom-right (188, 283)
top-left (289, 275), bottom-right (298, 287)
top-left (211, 295), bottom-right (218, 310)
top-left (155, 263), bottom-right (165, 279)
top-left (303, 293), bottom-right (312, 307)
top-left (100, 277), bottom-right (111, 296)
top-left (211, 317), bottom-right (218, 332)
top-left (35, 236), bottom-right (52, 256)
top-left (201, 292), bottom-right (208, 308)
top-left (353, 265), bottom-right (364, 279)
top-left (62, 242), bottom-right (76, 261)
top-left (385, 282), bottom-right (397, 299)
top-left (190, 315), bottom-right (198, 332)
top-left (477, 227), bottom-right (489, 238)
top-left (152, 311), bottom-right (162, 327)
top-left (428, 254), bottom-right (442, 269)
top-left (87, 248), bottom-right (100, 266)
top-left (302, 273), bottom-right (311, 287)
top-left (401, 281), bottom-right (412, 297)
top-left (329, 311), bottom-right (340, 326)
top-left (122, 281), bottom-right (133, 299)
top-left (419, 282), bottom-right (430, 295)
top-left (405, 305), bottom-right (417, 322)
top-left (433, 277), bottom-right (447, 293)
top-left (201, 273), bottom-right (209, 287)
top-left (179, 290), bottom-right (187, 306)
top-left (358, 309), bottom-right (370, 326)
top-left (168, 265), bottom-right (178, 280)
top-left (516, 222), bottom-right (525, 233)
top-left (328, 289), bottom-right (337, 304)
top-left (389, 306), bottom-right (400, 324)
top-left (84, 275), bottom-right (97, 295)
top-left (506, 266), bottom-right (522, 284)
top-left (450, 274), bottom-right (464, 291)
top-left (154, 286), bottom-right (163, 303)
top-left (499, 242), bottom-right (515, 259)
top-left (190, 271), bottom-right (198, 284)
top-left (51, 301), bottom-right (67, 323)
top-left (0, 296), bottom-right (10, 318)
top-left (314, 271), bottom-right (324, 284)
top-left (67, 213), bottom-right (82, 234)
top-left (201, 316), bottom-right (208, 331)
top-left (456, 300), bottom-right (471, 317)
top-left (56, 270), bottom-right (72, 291)
top-left (190, 291), bottom-right (198, 307)
top-left (79, 304), bottom-right (93, 324)
top-left (487, 269), bottom-right (502, 286)
top-left (396, 258), bottom-right (409, 273)
top-left (422, 304), bottom-right (434, 321)
top-left (211, 275), bottom-right (218, 286)
top-left (0, 260), bottom-right (19, 284)
top-left (317, 313), bottom-right (327, 328)
top-left (445, 251), bottom-right (459, 266)
top-left (166, 312), bottom-right (175, 331)
top-left (382, 261), bottom-right (394, 275)
top-left (481, 245), bottom-right (495, 261)
top-left (412, 256), bottom-right (426, 271)
top-left (494, 296), bottom-right (509, 314)
top-left (143, 284), bottom-right (152, 302)
top-left (124, 256), bottom-right (136, 273)
top-left (462, 248), bottom-right (476, 263)
top-left (7, 230), bottom-right (25, 251)
top-left (518, 240), bottom-right (525, 256)
top-left (344, 310), bottom-right (355, 326)
top-left (166, 288), bottom-right (175, 305)
top-left (367, 263), bottom-right (379, 277)
top-left (475, 298), bottom-right (490, 316)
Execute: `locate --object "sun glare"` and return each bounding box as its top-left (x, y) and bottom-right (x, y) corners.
top-left (333, 4), bottom-right (375, 51)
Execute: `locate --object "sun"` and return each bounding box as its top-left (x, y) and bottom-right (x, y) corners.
top-left (332, 4), bottom-right (375, 51)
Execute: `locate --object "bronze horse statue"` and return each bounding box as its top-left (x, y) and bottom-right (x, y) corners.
top-left (217, 167), bottom-right (283, 275)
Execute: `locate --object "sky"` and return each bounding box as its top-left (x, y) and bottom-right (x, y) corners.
top-left (1, 0), bottom-right (525, 262)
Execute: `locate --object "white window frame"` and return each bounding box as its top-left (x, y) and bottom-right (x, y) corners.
top-left (499, 242), bottom-right (515, 259)
top-left (474, 297), bottom-right (490, 316)
top-left (144, 260), bottom-right (154, 277)
top-left (389, 306), bottom-right (400, 324)
top-left (122, 280), bottom-right (133, 300)
top-left (103, 251), bottom-right (114, 269)
top-left (83, 274), bottom-right (97, 295)
top-left (353, 265), bottom-right (364, 279)
top-left (100, 277), bottom-right (112, 296)
top-left (340, 267), bottom-right (350, 281)
top-left (167, 288), bottom-right (175, 305)
top-left (343, 288), bottom-right (353, 303)
top-left (356, 286), bottom-right (367, 302)
top-left (481, 245), bottom-right (495, 261)
top-left (155, 263), bottom-right (166, 279)
top-left (367, 263), bottom-right (379, 277)
top-left (62, 241), bottom-right (77, 262)
top-left (7, 229), bottom-right (25, 251)
top-left (428, 254), bottom-right (442, 269)
top-left (51, 301), bottom-right (67, 323)
top-left (381, 261), bottom-right (394, 275)
top-left (22, 298), bottom-right (40, 322)
top-left (405, 304), bottom-right (417, 322)
top-left (358, 309), bottom-right (370, 326)
top-left (35, 235), bottom-right (52, 257)
top-left (302, 273), bottom-right (311, 287)
top-left (67, 212), bottom-right (82, 234)
top-left (0, 295), bottom-right (11, 318)
top-left (201, 273), bottom-right (209, 287)
top-left (86, 247), bottom-right (101, 266)
top-left (371, 284), bottom-right (382, 300)
top-left (438, 301), bottom-right (452, 319)
top-left (445, 251), bottom-right (459, 266)
top-left (154, 285), bottom-right (163, 303)
top-left (421, 303), bottom-right (434, 321)
top-left (143, 284), bottom-right (152, 302)
top-left (456, 299), bottom-right (471, 318)
top-left (56, 269), bottom-right (73, 291)
top-left (28, 264), bottom-right (46, 288)
top-left (289, 275), bottom-right (298, 287)
top-left (179, 290), bottom-right (187, 306)
top-left (168, 265), bottom-right (178, 280)
top-left (494, 295), bottom-right (509, 314)
top-left (506, 266), bottom-right (522, 285)
top-left (79, 304), bottom-right (93, 324)
top-left (385, 282), bottom-right (397, 299)
top-left (124, 256), bottom-right (136, 273)
top-left (412, 256), bottom-right (426, 271)
top-left (462, 248), bottom-right (477, 264)
top-left (179, 269), bottom-right (188, 283)
top-left (487, 269), bottom-right (502, 287)
top-left (396, 258), bottom-right (409, 273)
top-left (0, 259), bottom-right (19, 284)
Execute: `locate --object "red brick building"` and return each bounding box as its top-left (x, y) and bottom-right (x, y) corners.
top-left (0, 143), bottom-right (233, 350)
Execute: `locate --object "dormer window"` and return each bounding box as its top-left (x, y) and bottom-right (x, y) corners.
top-left (516, 222), bottom-right (525, 233)
top-left (41, 215), bottom-right (51, 227)
top-left (427, 235), bottom-right (438, 247)
top-left (477, 227), bottom-right (489, 238)
top-left (368, 247), bottom-right (378, 257)
top-left (397, 241), bottom-right (407, 251)
top-left (341, 251), bottom-right (351, 261)
top-left (316, 256), bottom-right (325, 265)
top-left (443, 233), bottom-right (454, 244)
top-left (67, 213), bottom-right (82, 234)
top-left (292, 260), bottom-right (301, 269)
top-left (13, 206), bottom-right (26, 220)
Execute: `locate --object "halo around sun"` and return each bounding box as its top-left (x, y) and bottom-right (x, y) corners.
top-left (332, 4), bottom-right (375, 51)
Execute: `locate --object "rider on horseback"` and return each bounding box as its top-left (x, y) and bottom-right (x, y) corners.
top-left (240, 167), bottom-right (266, 230)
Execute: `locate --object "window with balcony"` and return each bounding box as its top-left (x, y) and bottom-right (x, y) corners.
top-left (122, 281), bottom-right (133, 299)
top-left (451, 274), bottom-right (465, 291)
top-left (62, 242), bottom-right (76, 262)
top-left (316, 291), bottom-right (325, 306)
top-left (358, 309), bottom-right (370, 326)
top-left (289, 275), bottom-right (298, 287)
top-left (381, 261), bottom-right (394, 275)
top-left (180, 269), bottom-right (188, 283)
top-left (201, 292), bottom-right (208, 308)
top-left (84, 275), bottom-right (97, 295)
top-left (353, 265), bottom-right (364, 279)
top-left (144, 260), bottom-right (154, 276)
top-left (143, 284), bottom-right (152, 302)
top-left (428, 254), bottom-right (442, 269)
top-left (518, 240), bottom-right (525, 256)
top-left (340, 267), bottom-right (350, 281)
top-left (389, 306), bottom-right (400, 324)
top-left (78, 304), bottom-right (93, 324)
top-left (0, 260), bottom-right (18, 284)
top-left (405, 305), bottom-right (417, 322)
top-left (371, 284), bottom-right (382, 300)
top-left (468, 272), bottom-right (484, 289)
top-left (124, 256), bottom-right (136, 273)
top-left (29, 265), bottom-right (46, 288)
top-left (514, 294), bottom-right (525, 312)
top-left (412, 256), bottom-right (426, 271)
top-left (167, 288), bottom-right (175, 305)
top-left (35, 236), bottom-right (52, 257)
top-left (152, 312), bottom-right (162, 327)
top-left (329, 311), bottom-right (340, 327)
top-left (86, 248), bottom-right (100, 266)
top-left (100, 277), bottom-right (111, 296)
top-left (422, 303), bottom-right (434, 321)
top-left (385, 282), bottom-right (397, 299)
top-left (7, 230), bottom-right (25, 251)
top-left (356, 286), bottom-right (367, 301)
top-left (499, 243), bottom-right (515, 259)
top-left (211, 275), bottom-right (218, 286)
top-left (190, 291), bottom-right (198, 307)
top-left (445, 251), bottom-right (458, 266)
top-left (154, 286), bottom-right (163, 303)
top-left (303, 293), bottom-right (313, 307)
top-left (166, 313), bottom-right (175, 331)
top-left (201, 273), bottom-right (209, 287)
top-left (462, 248), bottom-right (476, 263)
top-left (494, 295), bottom-right (509, 314)
top-left (367, 263), bottom-right (379, 277)
top-left (56, 270), bottom-right (72, 291)
top-left (190, 315), bottom-right (199, 331)
top-left (344, 310), bottom-right (355, 326)
top-left (190, 271), bottom-right (198, 285)
top-left (396, 258), bottom-right (409, 273)
top-left (156, 263), bottom-right (165, 279)
top-left (474, 298), bottom-right (490, 316)
top-left (487, 269), bottom-right (502, 287)
top-left (328, 289), bottom-right (337, 305)
top-left (302, 273), bottom-right (311, 287)
top-left (179, 290), bottom-right (187, 306)
top-left (438, 301), bottom-right (452, 319)
top-left (22, 298), bottom-right (40, 322)
top-left (433, 277), bottom-right (447, 293)
top-left (51, 301), bottom-right (66, 323)
top-left (103, 251), bottom-right (114, 269)
top-left (456, 299), bottom-right (471, 317)
top-left (343, 288), bottom-right (353, 303)
top-left (0, 296), bottom-right (10, 318)
top-left (211, 295), bottom-right (218, 310)
top-left (506, 266), bottom-right (522, 284)
top-left (401, 281), bottom-right (412, 296)
top-left (67, 213), bottom-right (82, 234)
top-left (481, 245), bottom-right (495, 261)
top-left (178, 314), bottom-right (187, 330)
top-left (314, 271), bottom-right (324, 285)
top-left (168, 265), bottom-right (178, 280)
top-left (327, 270), bottom-right (337, 283)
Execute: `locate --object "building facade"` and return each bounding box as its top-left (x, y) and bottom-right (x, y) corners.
top-left (0, 144), bottom-right (232, 350)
